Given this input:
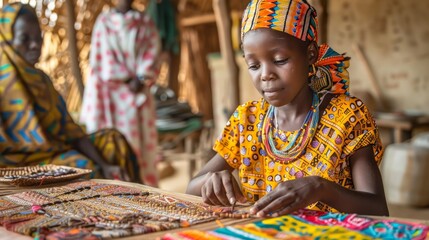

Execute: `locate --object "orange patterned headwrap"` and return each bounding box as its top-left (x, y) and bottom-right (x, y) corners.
top-left (241, 0), bottom-right (318, 42)
top-left (241, 0), bottom-right (350, 95)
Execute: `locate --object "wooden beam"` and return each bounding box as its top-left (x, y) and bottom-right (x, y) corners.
top-left (181, 13), bottom-right (216, 27)
top-left (319, 0), bottom-right (328, 44)
top-left (181, 11), bottom-right (242, 27)
top-left (65, 0), bottom-right (84, 99)
top-left (213, 0), bottom-right (239, 109)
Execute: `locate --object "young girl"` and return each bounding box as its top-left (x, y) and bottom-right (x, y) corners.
top-left (186, 0), bottom-right (389, 217)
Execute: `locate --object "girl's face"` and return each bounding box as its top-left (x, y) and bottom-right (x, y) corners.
top-left (12, 13), bottom-right (42, 66)
top-left (242, 29), bottom-right (316, 107)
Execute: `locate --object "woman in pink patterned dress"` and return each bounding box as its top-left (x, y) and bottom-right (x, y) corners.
top-left (80, 0), bottom-right (160, 186)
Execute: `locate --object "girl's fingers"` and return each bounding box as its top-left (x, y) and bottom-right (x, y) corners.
top-left (202, 184), bottom-right (222, 206)
top-left (232, 180), bottom-right (247, 203)
top-left (201, 185), bottom-right (213, 205)
top-left (256, 196), bottom-right (294, 217)
top-left (250, 193), bottom-right (275, 215)
top-left (270, 199), bottom-right (300, 217)
top-left (222, 175), bottom-right (237, 205)
top-left (213, 177), bottom-right (230, 206)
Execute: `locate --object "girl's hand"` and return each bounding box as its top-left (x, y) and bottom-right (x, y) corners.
top-left (101, 164), bottom-right (131, 181)
top-left (201, 170), bottom-right (247, 206)
top-left (250, 176), bottom-right (326, 217)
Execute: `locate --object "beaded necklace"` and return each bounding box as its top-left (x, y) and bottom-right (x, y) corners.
top-left (261, 91), bottom-right (320, 163)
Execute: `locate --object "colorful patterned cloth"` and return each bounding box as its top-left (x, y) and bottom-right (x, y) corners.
top-left (0, 3), bottom-right (139, 181)
top-left (214, 95), bottom-right (383, 212)
top-left (161, 209), bottom-right (429, 240)
top-left (80, 8), bottom-right (161, 186)
top-left (242, 0), bottom-right (350, 95)
top-left (241, 0), bottom-right (318, 42)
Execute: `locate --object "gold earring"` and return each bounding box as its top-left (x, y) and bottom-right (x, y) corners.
top-left (308, 65), bottom-right (333, 93)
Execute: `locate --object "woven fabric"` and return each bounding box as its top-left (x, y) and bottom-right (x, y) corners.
top-left (162, 209), bottom-right (429, 240)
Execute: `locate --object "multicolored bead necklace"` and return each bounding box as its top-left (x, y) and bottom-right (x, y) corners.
top-left (261, 91), bottom-right (320, 163)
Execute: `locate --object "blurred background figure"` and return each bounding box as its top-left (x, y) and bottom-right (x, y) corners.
top-left (80, 0), bottom-right (161, 186)
top-left (0, 3), bottom-right (140, 182)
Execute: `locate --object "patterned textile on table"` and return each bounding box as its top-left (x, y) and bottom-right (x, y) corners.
top-left (80, 8), bottom-right (161, 186)
top-left (161, 209), bottom-right (429, 240)
top-left (0, 181), bottom-right (240, 239)
top-left (214, 94), bottom-right (383, 212)
top-left (0, 3), bottom-right (139, 182)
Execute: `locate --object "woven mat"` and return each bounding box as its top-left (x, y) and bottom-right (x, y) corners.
top-left (0, 179), bottom-right (84, 197)
top-left (0, 165), bottom-right (91, 187)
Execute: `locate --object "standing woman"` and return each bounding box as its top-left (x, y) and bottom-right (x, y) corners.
top-left (80, 0), bottom-right (161, 186)
top-left (0, 3), bottom-right (140, 182)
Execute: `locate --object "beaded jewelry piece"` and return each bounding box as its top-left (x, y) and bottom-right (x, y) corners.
top-left (308, 64), bottom-right (333, 93)
top-left (261, 91), bottom-right (320, 163)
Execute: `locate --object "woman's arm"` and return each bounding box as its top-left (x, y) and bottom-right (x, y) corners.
top-left (72, 137), bottom-right (130, 181)
top-left (250, 145), bottom-right (389, 217)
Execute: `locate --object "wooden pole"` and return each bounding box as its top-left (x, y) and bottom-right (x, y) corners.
top-left (167, 1), bottom-right (180, 95)
top-left (319, 0), bottom-right (328, 44)
top-left (213, 0), bottom-right (240, 109)
top-left (65, 0), bottom-right (84, 100)
top-left (352, 44), bottom-right (389, 111)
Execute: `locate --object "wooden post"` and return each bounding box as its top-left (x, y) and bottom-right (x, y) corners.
top-left (213, 0), bottom-right (240, 109)
top-left (319, 0), bottom-right (328, 44)
top-left (167, 1), bottom-right (181, 95)
top-left (65, 0), bottom-right (84, 99)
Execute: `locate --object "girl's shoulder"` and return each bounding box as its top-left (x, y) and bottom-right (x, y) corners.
top-left (235, 98), bottom-right (268, 115)
top-left (327, 94), bottom-right (369, 113)
top-left (322, 93), bottom-right (375, 131)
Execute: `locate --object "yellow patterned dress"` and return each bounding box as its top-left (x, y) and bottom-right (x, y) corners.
top-left (213, 94), bottom-right (383, 212)
top-left (0, 3), bottom-right (139, 182)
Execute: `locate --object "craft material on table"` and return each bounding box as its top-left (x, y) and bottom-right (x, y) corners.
top-left (0, 181), bottom-right (251, 239)
top-left (0, 165), bottom-right (92, 186)
top-left (161, 209), bottom-right (429, 240)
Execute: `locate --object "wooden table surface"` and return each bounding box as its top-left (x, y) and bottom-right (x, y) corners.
top-left (0, 179), bottom-right (428, 240)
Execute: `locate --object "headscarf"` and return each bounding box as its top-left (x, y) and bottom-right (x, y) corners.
top-left (241, 0), bottom-right (350, 95)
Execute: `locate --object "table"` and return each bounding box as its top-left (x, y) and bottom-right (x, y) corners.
top-left (0, 179), bottom-right (255, 240)
top-left (0, 179), bottom-right (428, 240)
top-left (374, 113), bottom-right (429, 143)
top-left (88, 180), bottom-right (257, 240)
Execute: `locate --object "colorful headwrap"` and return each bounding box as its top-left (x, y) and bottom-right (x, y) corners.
top-left (241, 0), bottom-right (350, 95)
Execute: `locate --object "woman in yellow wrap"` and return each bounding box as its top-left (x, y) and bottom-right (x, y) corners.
top-left (0, 3), bottom-right (140, 183)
